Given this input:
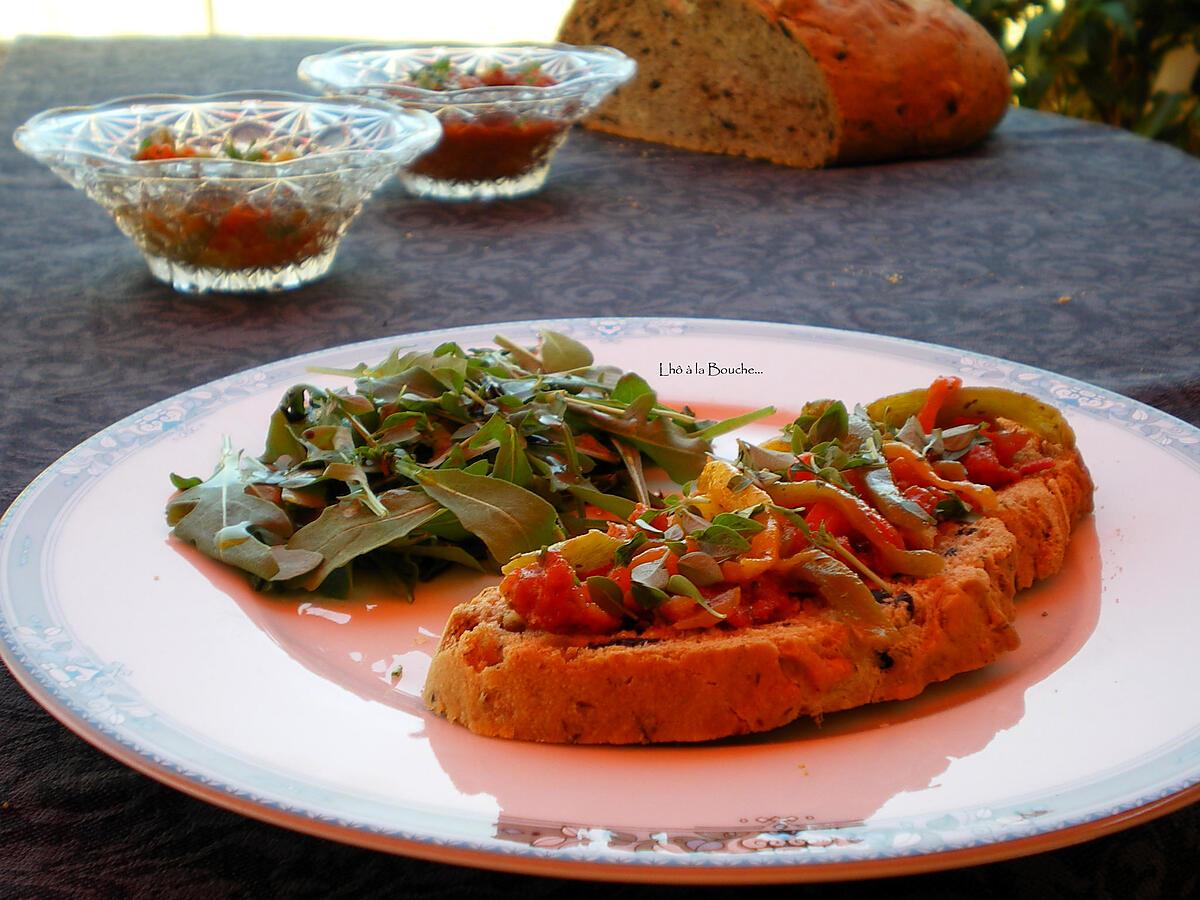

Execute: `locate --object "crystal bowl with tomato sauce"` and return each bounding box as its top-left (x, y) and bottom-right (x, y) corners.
top-left (298, 43), bottom-right (635, 201)
top-left (13, 92), bottom-right (441, 292)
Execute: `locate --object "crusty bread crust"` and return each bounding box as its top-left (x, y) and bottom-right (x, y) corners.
top-left (767, 0), bottom-right (1013, 164)
top-left (557, 0), bottom-right (1010, 167)
top-left (422, 447), bottom-right (1093, 744)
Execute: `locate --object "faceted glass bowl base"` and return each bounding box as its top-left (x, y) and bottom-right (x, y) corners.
top-left (399, 163), bottom-right (552, 201)
top-left (13, 92), bottom-right (442, 294)
top-left (143, 248), bottom-right (338, 293)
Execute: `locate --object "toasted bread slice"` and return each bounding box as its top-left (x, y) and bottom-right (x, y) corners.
top-left (422, 447), bottom-right (1091, 744)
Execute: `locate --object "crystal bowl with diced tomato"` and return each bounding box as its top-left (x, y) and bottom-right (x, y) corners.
top-left (13, 92), bottom-right (441, 293)
top-left (298, 43), bottom-right (635, 201)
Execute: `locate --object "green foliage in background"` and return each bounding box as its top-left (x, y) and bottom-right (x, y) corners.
top-left (954, 0), bottom-right (1200, 155)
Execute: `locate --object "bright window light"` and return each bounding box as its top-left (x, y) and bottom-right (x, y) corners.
top-left (1, 1), bottom-right (576, 41)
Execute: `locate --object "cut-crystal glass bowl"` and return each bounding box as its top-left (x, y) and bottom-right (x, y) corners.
top-left (14, 92), bottom-right (441, 293)
top-left (298, 43), bottom-right (635, 201)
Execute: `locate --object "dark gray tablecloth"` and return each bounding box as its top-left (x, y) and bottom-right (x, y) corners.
top-left (1, 36), bottom-right (1197, 898)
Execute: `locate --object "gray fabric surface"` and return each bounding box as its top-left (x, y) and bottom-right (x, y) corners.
top-left (0, 36), bottom-right (1197, 898)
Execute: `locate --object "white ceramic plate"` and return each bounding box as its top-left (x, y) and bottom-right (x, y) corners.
top-left (2, 317), bottom-right (1198, 884)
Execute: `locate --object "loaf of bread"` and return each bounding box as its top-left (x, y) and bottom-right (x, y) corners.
top-left (422, 447), bottom-right (1092, 744)
top-left (557, 0), bottom-right (1012, 166)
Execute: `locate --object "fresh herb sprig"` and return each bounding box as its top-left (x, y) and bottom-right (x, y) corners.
top-left (167, 330), bottom-right (773, 597)
top-left (410, 57), bottom-right (455, 90)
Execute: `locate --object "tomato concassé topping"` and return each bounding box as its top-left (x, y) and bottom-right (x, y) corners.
top-left (394, 58), bottom-right (568, 184)
top-left (498, 378), bottom-right (1067, 636)
top-left (133, 127), bottom-right (300, 163)
top-left (404, 58), bottom-right (558, 91)
top-left (122, 128), bottom-right (335, 271)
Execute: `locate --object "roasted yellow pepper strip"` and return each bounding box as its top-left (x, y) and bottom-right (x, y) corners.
top-left (501, 529), bottom-right (623, 574)
top-left (881, 441), bottom-right (998, 514)
top-left (866, 385), bottom-right (1076, 449)
top-left (774, 548), bottom-right (889, 627)
top-left (862, 466), bottom-right (937, 550)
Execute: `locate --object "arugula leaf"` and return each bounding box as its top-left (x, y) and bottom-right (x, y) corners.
top-left (492, 334), bottom-right (544, 372)
top-left (286, 489), bottom-right (442, 590)
top-left (694, 406), bottom-right (775, 440)
top-left (610, 372), bottom-right (654, 405)
top-left (262, 408), bottom-right (307, 465)
top-left (170, 331), bottom-right (756, 596)
top-left (538, 330), bottom-right (594, 373)
top-left (630, 581), bottom-right (669, 611)
top-left (466, 413), bottom-right (508, 451)
top-left (320, 462), bottom-right (387, 516)
top-left (417, 468), bottom-right (562, 565)
top-left (573, 397), bottom-right (712, 483)
top-left (809, 401), bottom-right (849, 445)
top-left (403, 542), bottom-right (486, 571)
top-left (666, 574), bottom-right (728, 620)
top-left (613, 439), bottom-right (651, 506)
top-left (630, 553), bottom-right (671, 590)
top-left (167, 439), bottom-right (321, 582)
top-left (492, 424), bottom-right (534, 487)
top-left (169, 472), bottom-right (203, 491)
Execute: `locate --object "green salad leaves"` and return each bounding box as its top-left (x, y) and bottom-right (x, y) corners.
top-left (167, 330), bottom-right (772, 597)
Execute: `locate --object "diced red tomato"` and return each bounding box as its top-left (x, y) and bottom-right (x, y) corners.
top-left (788, 452), bottom-right (817, 482)
top-left (604, 521), bottom-right (637, 540)
top-left (479, 64), bottom-right (556, 87)
top-left (986, 428), bottom-right (1031, 467)
top-left (500, 551), bottom-right (620, 634)
top-left (960, 444), bottom-right (1018, 487)
top-left (901, 484), bottom-right (945, 515)
top-left (584, 504), bottom-right (629, 525)
top-left (725, 576), bottom-right (802, 628)
top-left (604, 565), bottom-right (633, 596)
top-left (134, 142), bottom-right (196, 161)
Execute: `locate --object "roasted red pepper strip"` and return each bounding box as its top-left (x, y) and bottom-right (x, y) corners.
top-left (916, 375), bottom-right (963, 432)
top-left (804, 501), bottom-right (851, 538)
top-left (766, 479), bottom-right (942, 576)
